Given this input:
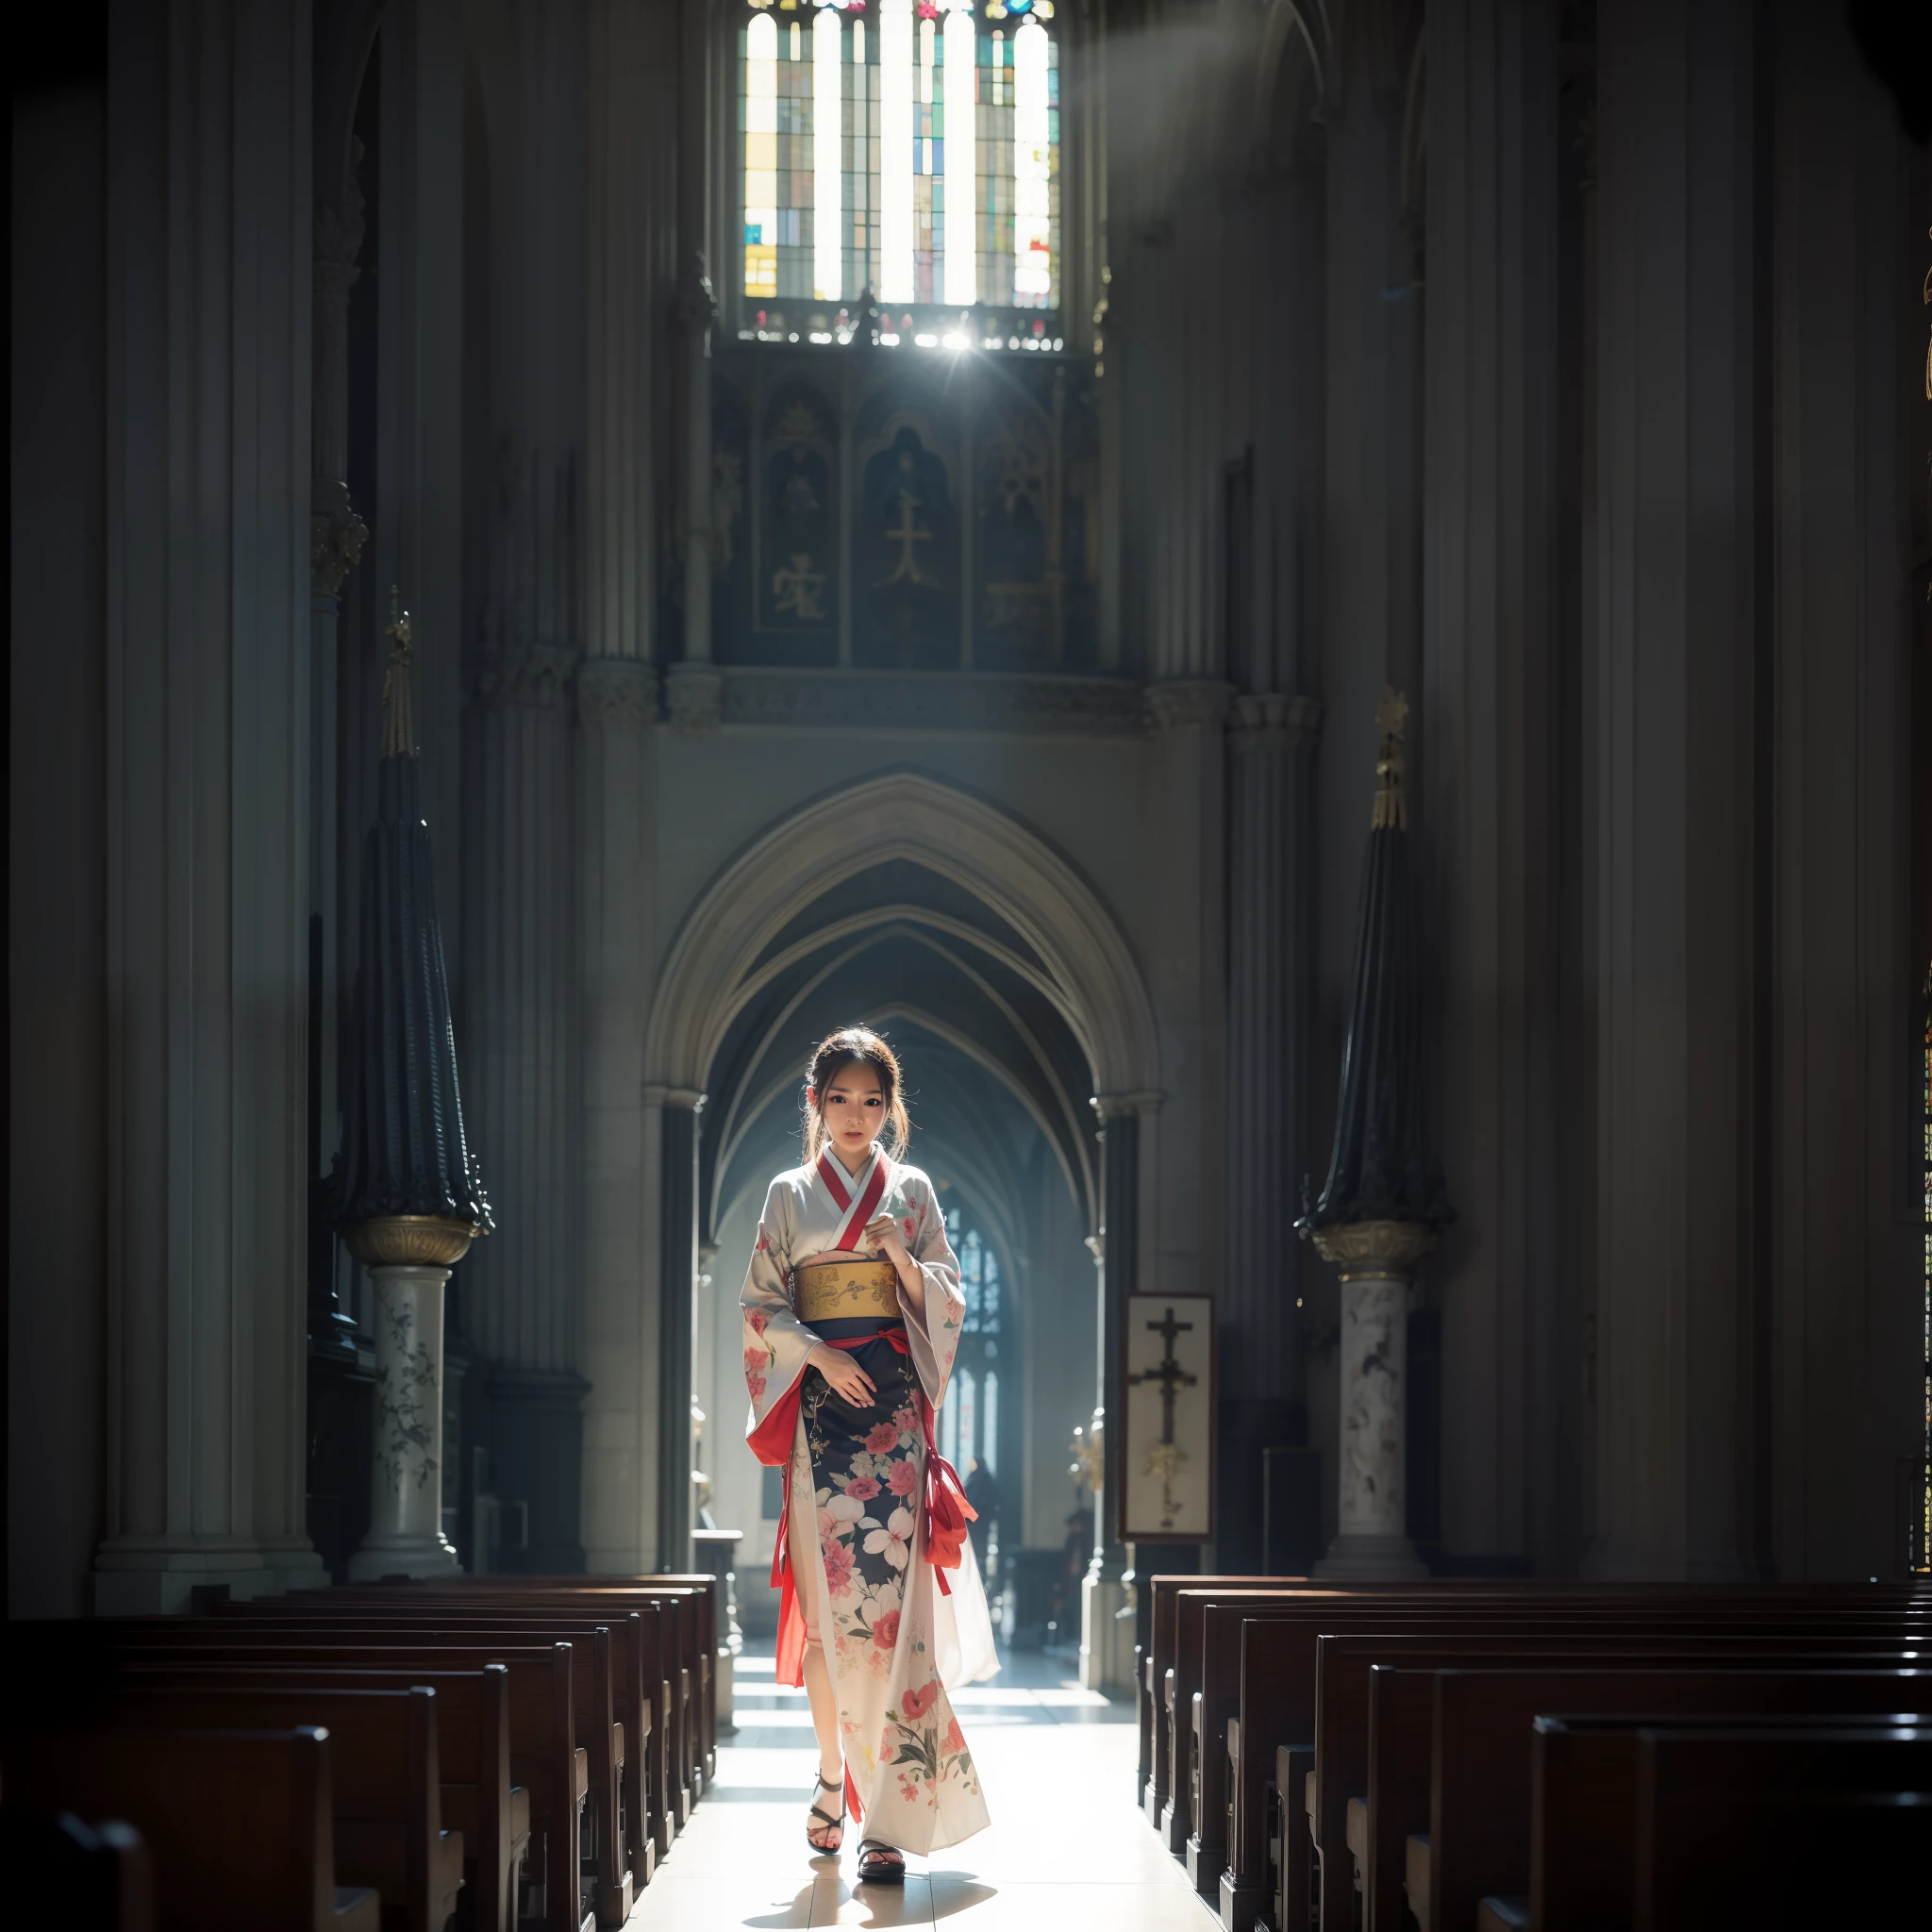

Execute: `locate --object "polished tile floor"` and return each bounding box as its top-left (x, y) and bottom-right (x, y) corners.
top-left (628, 1641), bottom-right (1218, 1928)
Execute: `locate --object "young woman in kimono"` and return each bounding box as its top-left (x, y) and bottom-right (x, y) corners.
top-left (741, 1026), bottom-right (998, 1881)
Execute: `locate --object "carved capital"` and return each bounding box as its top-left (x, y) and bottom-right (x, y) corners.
top-left (1145, 680), bottom-right (1234, 732)
top-left (310, 483), bottom-right (368, 598)
top-left (475, 642), bottom-right (578, 710)
top-left (341, 1214), bottom-right (480, 1269)
top-left (1228, 691), bottom-right (1324, 752)
top-left (577, 658), bottom-right (657, 733)
top-left (664, 663), bottom-right (725, 735)
top-left (1308, 1218), bottom-right (1438, 1280)
top-left (676, 251), bottom-right (718, 334)
top-left (1091, 1089), bottom-right (1165, 1123)
top-left (642, 1083), bottom-right (708, 1111)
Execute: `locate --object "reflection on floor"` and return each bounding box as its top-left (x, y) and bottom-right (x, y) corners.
top-left (628, 1640), bottom-right (1218, 1928)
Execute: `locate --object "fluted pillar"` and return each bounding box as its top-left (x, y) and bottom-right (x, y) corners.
top-left (93, 0), bottom-right (325, 1610)
top-left (580, 0), bottom-right (669, 1577)
top-left (1585, 0), bottom-right (1758, 1581)
top-left (463, 619), bottom-right (585, 1570)
top-left (1422, 0), bottom-right (1564, 1570)
top-left (656, 1091), bottom-right (705, 1574)
top-left (1218, 693), bottom-right (1324, 1570)
top-left (1082, 1091), bottom-right (1158, 1695)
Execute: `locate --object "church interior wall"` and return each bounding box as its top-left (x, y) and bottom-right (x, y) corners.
top-left (7, 0), bottom-right (1928, 1619)
top-left (8, 73), bottom-right (108, 1622)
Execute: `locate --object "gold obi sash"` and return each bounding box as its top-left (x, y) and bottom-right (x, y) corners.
top-left (796, 1258), bottom-right (901, 1323)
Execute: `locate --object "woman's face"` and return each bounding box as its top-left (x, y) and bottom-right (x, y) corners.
top-left (814, 1058), bottom-right (885, 1164)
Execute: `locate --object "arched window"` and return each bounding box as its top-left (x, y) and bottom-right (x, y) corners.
top-left (943, 1208), bottom-right (1006, 1479)
top-left (738, 0), bottom-right (1061, 337)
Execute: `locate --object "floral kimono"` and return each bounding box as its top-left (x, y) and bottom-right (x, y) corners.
top-left (741, 1145), bottom-right (996, 1853)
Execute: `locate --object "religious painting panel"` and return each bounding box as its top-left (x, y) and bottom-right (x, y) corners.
top-left (755, 380), bottom-right (839, 663)
top-left (854, 385), bottom-right (960, 669)
top-left (1118, 1291), bottom-right (1215, 1543)
top-left (709, 375), bottom-right (755, 661)
top-left (972, 360), bottom-right (1099, 670)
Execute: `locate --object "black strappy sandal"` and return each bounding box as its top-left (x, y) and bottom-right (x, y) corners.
top-left (805, 1770), bottom-right (845, 1856)
top-left (856, 1839), bottom-right (906, 1885)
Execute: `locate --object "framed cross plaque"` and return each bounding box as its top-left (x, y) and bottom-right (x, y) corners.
top-left (1118, 1291), bottom-right (1215, 1543)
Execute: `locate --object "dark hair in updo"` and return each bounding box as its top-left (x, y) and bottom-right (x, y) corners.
top-left (802, 1026), bottom-right (911, 1167)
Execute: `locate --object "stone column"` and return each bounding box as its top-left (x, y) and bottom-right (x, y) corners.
top-left (1585, 0), bottom-right (1758, 1581)
top-left (657, 1091), bottom-right (705, 1573)
top-left (1219, 693), bottom-right (1324, 1570)
top-left (1082, 1092), bottom-right (1157, 1695)
top-left (1422, 0), bottom-right (1564, 1578)
top-left (1311, 1222), bottom-right (1433, 1577)
top-left (580, 0), bottom-right (668, 1578)
top-left (463, 617), bottom-right (583, 1569)
top-left (666, 257), bottom-right (722, 730)
top-left (93, 0), bottom-right (326, 1611)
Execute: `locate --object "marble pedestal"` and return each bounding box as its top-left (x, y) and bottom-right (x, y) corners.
top-left (1079, 1567), bottom-right (1136, 1695)
top-left (349, 1265), bottom-right (463, 1581)
top-left (1311, 1223), bottom-right (1433, 1580)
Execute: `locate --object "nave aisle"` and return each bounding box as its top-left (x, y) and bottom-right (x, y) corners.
top-left (630, 1647), bottom-right (1214, 1929)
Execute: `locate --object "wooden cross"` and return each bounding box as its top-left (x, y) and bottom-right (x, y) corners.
top-left (1130, 1306), bottom-right (1196, 1448)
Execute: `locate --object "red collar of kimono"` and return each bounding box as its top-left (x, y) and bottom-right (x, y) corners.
top-left (814, 1146), bottom-right (891, 1250)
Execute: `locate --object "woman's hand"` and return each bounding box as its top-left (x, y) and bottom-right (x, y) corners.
top-left (863, 1214), bottom-right (910, 1270)
top-left (808, 1341), bottom-right (876, 1406)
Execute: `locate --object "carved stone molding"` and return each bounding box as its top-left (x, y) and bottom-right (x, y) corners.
top-left (676, 250), bottom-right (718, 336)
top-left (310, 484), bottom-right (368, 599)
top-left (1229, 691), bottom-right (1324, 752)
top-left (474, 642), bottom-right (578, 711)
top-left (718, 667), bottom-right (1146, 737)
top-left (665, 663), bottom-right (725, 735)
top-left (1146, 679), bottom-right (1234, 732)
top-left (1091, 1089), bottom-right (1165, 1122)
top-left (642, 1084), bottom-right (708, 1111)
top-left (1308, 1217), bottom-right (1438, 1280)
top-left (577, 657), bottom-right (657, 733)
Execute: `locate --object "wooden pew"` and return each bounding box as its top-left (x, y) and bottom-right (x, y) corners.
top-left (296, 1577), bottom-right (703, 1839)
top-left (1633, 1725), bottom-right (1932, 1930)
top-left (1419, 1662), bottom-right (1932, 1932)
top-left (218, 1599), bottom-right (647, 1913)
top-left (390, 1575), bottom-right (720, 1793)
top-left (101, 1662), bottom-right (526, 1932)
top-left (87, 1686), bottom-right (462, 1932)
top-left (2, 1725), bottom-right (381, 1931)
top-left (1227, 1592), bottom-right (1932, 1932)
top-left (1144, 1576), bottom-right (1265, 1831)
top-left (0, 1806), bottom-right (154, 1932)
top-left (76, 1633), bottom-right (589, 1932)
top-left (1143, 1576), bottom-right (1282, 1846)
top-left (1531, 1702), bottom-right (1932, 1932)
top-left (1312, 1624), bottom-right (1932, 1932)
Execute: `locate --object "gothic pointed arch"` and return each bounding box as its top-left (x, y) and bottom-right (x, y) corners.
top-left (644, 770), bottom-right (1162, 1105)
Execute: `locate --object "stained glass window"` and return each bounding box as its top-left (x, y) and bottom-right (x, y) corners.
top-left (946, 1208), bottom-right (1003, 1335)
top-left (738, 0), bottom-right (1060, 333)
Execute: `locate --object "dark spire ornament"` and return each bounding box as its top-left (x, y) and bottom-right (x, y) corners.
top-left (332, 588), bottom-right (492, 1266)
top-left (1299, 686), bottom-right (1454, 1237)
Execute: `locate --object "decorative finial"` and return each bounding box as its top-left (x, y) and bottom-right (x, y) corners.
top-left (1372, 685), bottom-right (1408, 830)
top-left (381, 585), bottom-right (415, 759)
